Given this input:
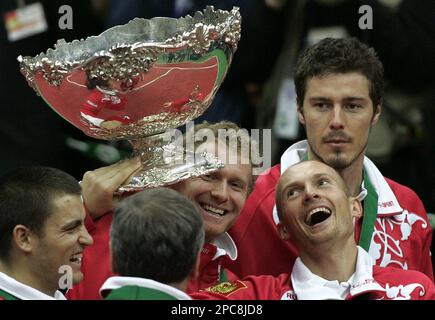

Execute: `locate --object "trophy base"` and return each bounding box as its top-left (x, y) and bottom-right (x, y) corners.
top-left (114, 134), bottom-right (223, 195)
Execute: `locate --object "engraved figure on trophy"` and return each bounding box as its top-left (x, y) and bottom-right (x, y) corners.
top-left (163, 85), bottom-right (204, 114)
top-left (80, 70), bottom-right (137, 129)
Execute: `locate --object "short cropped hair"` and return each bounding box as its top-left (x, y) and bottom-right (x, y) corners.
top-left (111, 187), bottom-right (204, 284)
top-left (0, 166), bottom-right (81, 262)
top-left (294, 37), bottom-right (384, 108)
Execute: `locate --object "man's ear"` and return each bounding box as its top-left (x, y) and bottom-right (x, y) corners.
top-left (297, 106), bottom-right (305, 125)
top-left (12, 225), bottom-right (34, 254)
top-left (277, 222), bottom-right (290, 241)
top-left (350, 198), bottom-right (363, 219)
top-left (371, 104), bottom-right (382, 126)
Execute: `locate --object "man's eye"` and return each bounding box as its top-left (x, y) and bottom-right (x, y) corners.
top-left (344, 104), bottom-right (361, 111)
top-left (230, 181), bottom-right (242, 189)
top-left (314, 103), bottom-right (330, 110)
top-left (64, 224), bottom-right (80, 233)
top-left (318, 179), bottom-right (330, 186)
top-left (232, 181), bottom-right (247, 192)
top-left (287, 189), bottom-right (299, 198)
top-left (201, 174), bottom-right (214, 181)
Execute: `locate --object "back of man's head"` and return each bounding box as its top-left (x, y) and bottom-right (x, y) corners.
top-left (0, 166), bottom-right (81, 263)
top-left (294, 37), bottom-right (384, 107)
top-left (111, 187), bottom-right (204, 284)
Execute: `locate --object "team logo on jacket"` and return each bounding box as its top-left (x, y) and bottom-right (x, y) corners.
top-left (204, 280), bottom-right (247, 296)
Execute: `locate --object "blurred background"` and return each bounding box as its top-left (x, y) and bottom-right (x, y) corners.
top-left (1, 1), bottom-right (434, 224)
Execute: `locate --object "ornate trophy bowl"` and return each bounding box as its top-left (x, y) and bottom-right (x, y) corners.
top-left (18, 6), bottom-right (241, 193)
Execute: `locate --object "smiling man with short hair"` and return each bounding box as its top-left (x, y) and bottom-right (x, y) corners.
top-left (0, 166), bottom-right (93, 300)
top-left (67, 121), bottom-right (257, 299)
top-left (192, 161), bottom-right (435, 300)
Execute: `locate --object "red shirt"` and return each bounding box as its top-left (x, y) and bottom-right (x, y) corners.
top-left (187, 242), bottom-right (239, 293)
top-left (191, 266), bottom-right (435, 300)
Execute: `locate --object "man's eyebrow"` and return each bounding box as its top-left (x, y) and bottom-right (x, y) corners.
top-left (233, 176), bottom-right (248, 185)
top-left (308, 97), bottom-right (331, 102)
top-left (343, 97), bottom-right (367, 101)
top-left (312, 173), bottom-right (333, 180)
top-left (280, 180), bottom-right (301, 195)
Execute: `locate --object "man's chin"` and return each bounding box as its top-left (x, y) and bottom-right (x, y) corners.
top-left (325, 157), bottom-right (351, 170)
top-left (204, 224), bottom-right (226, 242)
top-left (320, 151), bottom-right (354, 169)
top-left (72, 272), bottom-right (84, 286)
top-left (310, 145), bottom-right (350, 169)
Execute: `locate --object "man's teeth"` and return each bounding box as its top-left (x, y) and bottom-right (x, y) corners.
top-left (202, 204), bottom-right (225, 216)
top-left (70, 256), bottom-right (82, 263)
top-left (308, 207), bottom-right (332, 216)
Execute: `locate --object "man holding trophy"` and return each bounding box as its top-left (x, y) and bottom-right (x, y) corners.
top-left (17, 7), bottom-right (252, 299)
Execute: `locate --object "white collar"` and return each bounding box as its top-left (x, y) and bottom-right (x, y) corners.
top-left (291, 246), bottom-right (385, 300)
top-left (100, 276), bottom-right (191, 300)
top-left (0, 271), bottom-right (66, 300)
top-left (273, 140), bottom-right (403, 224)
top-left (211, 232), bottom-right (238, 261)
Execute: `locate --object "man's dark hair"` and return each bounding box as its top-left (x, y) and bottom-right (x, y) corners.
top-left (111, 187), bottom-right (204, 284)
top-left (294, 37), bottom-right (384, 108)
top-left (85, 70), bottom-right (109, 90)
top-left (0, 167), bottom-right (81, 262)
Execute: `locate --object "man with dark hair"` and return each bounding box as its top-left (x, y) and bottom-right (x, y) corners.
top-left (229, 37), bottom-right (433, 280)
top-left (67, 121), bottom-right (257, 299)
top-left (100, 188), bottom-right (204, 299)
top-left (293, 37), bottom-right (384, 111)
top-left (0, 166), bottom-right (93, 300)
top-left (193, 161), bottom-right (435, 300)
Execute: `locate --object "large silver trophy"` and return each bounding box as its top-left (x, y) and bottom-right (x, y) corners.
top-left (18, 6), bottom-right (241, 194)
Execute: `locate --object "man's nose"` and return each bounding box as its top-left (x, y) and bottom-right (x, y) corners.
top-left (79, 227), bottom-right (94, 246)
top-left (303, 185), bottom-right (320, 204)
top-left (329, 105), bottom-right (345, 130)
top-left (210, 181), bottom-right (229, 203)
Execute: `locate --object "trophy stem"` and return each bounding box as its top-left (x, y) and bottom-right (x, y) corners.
top-left (130, 132), bottom-right (171, 167)
top-left (115, 133), bottom-right (223, 194)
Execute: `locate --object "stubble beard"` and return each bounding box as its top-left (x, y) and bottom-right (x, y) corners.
top-left (308, 141), bottom-right (367, 170)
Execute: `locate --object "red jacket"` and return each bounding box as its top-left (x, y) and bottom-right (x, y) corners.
top-left (187, 242), bottom-right (239, 293)
top-left (228, 164), bottom-right (434, 281)
top-left (67, 213), bottom-right (238, 300)
top-left (191, 266), bottom-right (435, 300)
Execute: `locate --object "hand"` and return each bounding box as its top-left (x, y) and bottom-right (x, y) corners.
top-left (81, 157), bottom-right (142, 220)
